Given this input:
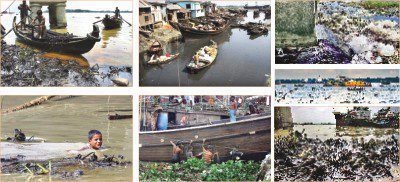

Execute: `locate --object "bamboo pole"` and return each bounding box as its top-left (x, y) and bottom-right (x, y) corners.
top-left (1, 96), bottom-right (55, 114)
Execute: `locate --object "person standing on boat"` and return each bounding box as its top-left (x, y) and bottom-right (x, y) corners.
top-left (32, 10), bottom-right (46, 39)
top-left (18, 0), bottom-right (32, 30)
top-left (229, 96), bottom-right (237, 122)
top-left (114, 7), bottom-right (120, 19)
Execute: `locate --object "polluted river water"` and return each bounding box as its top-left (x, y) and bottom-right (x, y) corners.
top-left (0, 96), bottom-right (132, 181)
top-left (140, 11), bottom-right (271, 87)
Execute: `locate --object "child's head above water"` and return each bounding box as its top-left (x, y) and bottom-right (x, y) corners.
top-left (88, 130), bottom-right (102, 150)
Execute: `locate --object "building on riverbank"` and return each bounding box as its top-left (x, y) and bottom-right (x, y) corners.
top-left (139, 0), bottom-right (154, 28)
top-left (148, 0), bottom-right (167, 27)
top-left (167, 0), bottom-right (205, 18)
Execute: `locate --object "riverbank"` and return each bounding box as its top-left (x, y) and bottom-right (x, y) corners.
top-left (140, 158), bottom-right (270, 181)
top-left (1, 43), bottom-right (132, 86)
top-left (139, 24), bottom-right (182, 54)
top-left (1, 152), bottom-right (131, 180)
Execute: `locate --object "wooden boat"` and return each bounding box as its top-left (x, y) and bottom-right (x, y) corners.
top-left (12, 16), bottom-right (100, 55)
top-left (148, 40), bottom-right (163, 54)
top-left (171, 20), bottom-right (230, 35)
top-left (147, 53), bottom-right (180, 65)
top-left (186, 40), bottom-right (218, 73)
top-left (140, 113), bottom-right (271, 162)
top-left (108, 114), bottom-right (133, 120)
top-left (102, 16), bottom-right (122, 29)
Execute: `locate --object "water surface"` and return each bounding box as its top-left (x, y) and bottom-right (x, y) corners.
top-left (0, 96), bottom-right (132, 181)
top-left (140, 11), bottom-right (271, 86)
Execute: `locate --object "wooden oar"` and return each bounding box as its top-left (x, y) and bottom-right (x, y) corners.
top-left (120, 16), bottom-right (132, 26)
top-left (93, 19), bottom-right (103, 24)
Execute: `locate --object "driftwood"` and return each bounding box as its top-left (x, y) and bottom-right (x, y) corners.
top-left (1, 96), bottom-right (55, 114)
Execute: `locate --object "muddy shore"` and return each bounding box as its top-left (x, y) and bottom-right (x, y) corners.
top-left (275, 131), bottom-right (399, 181)
top-left (139, 26), bottom-right (182, 54)
top-left (1, 43), bottom-right (132, 87)
top-left (1, 154), bottom-right (131, 180)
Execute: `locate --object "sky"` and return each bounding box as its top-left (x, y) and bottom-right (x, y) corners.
top-left (1, 0), bottom-right (132, 12)
top-left (291, 107), bottom-right (399, 124)
top-left (276, 69), bottom-right (400, 79)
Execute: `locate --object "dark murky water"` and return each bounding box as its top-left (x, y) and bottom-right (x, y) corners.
top-left (140, 11), bottom-right (271, 86)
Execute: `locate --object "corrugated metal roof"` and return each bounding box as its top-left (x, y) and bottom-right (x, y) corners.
top-left (147, 0), bottom-right (167, 3)
top-left (139, 0), bottom-right (151, 8)
top-left (167, 4), bottom-right (182, 10)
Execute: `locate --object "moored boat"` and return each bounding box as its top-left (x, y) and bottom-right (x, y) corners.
top-left (12, 16), bottom-right (100, 55)
top-left (171, 20), bottom-right (231, 35)
top-left (147, 53), bottom-right (180, 65)
top-left (186, 40), bottom-right (218, 73)
top-left (139, 113), bottom-right (271, 162)
top-left (102, 15), bottom-right (123, 29)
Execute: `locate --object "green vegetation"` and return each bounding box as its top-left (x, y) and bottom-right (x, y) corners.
top-left (347, 1), bottom-right (399, 9)
top-left (140, 158), bottom-right (261, 181)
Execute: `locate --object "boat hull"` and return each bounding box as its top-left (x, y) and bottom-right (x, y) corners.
top-left (102, 17), bottom-right (122, 29)
top-left (139, 114), bottom-right (271, 162)
top-left (171, 21), bottom-right (231, 35)
top-left (12, 16), bottom-right (100, 55)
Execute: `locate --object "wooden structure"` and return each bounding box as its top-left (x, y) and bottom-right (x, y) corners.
top-left (274, 107), bottom-right (294, 130)
top-left (140, 114), bottom-right (271, 162)
top-left (30, 0), bottom-right (67, 28)
top-left (171, 20), bottom-right (230, 35)
top-left (139, 0), bottom-right (154, 28)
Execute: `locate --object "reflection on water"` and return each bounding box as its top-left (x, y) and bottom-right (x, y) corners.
top-left (294, 124), bottom-right (399, 141)
top-left (1, 13), bottom-right (132, 67)
top-left (0, 96), bottom-right (132, 181)
top-left (140, 11), bottom-right (271, 86)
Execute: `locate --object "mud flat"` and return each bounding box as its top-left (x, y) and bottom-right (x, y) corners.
top-left (275, 130), bottom-right (399, 181)
top-left (1, 44), bottom-right (132, 87)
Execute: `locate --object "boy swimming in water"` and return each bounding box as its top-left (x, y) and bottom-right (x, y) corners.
top-left (68, 130), bottom-right (103, 154)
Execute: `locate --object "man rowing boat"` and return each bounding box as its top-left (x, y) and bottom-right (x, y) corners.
top-left (18, 0), bottom-right (31, 30)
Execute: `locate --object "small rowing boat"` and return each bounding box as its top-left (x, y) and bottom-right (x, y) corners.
top-left (102, 15), bottom-right (122, 29)
top-left (186, 40), bottom-right (218, 73)
top-left (147, 53), bottom-right (180, 65)
top-left (12, 16), bottom-right (100, 54)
